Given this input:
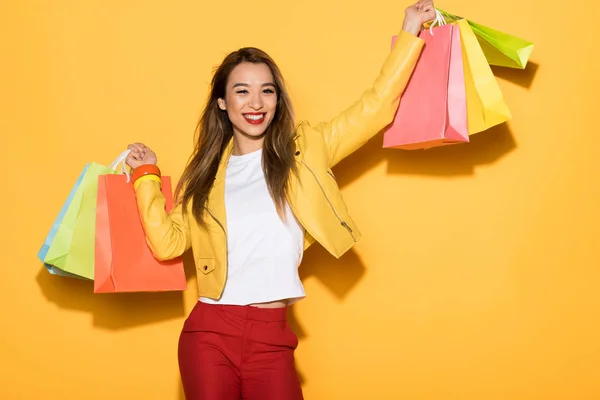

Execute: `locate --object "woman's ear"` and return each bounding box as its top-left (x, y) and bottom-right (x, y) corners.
top-left (217, 98), bottom-right (226, 110)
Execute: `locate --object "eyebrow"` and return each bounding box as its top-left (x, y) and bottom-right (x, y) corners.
top-left (232, 82), bottom-right (276, 88)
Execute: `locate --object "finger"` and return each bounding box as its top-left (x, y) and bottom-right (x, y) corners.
top-left (128, 142), bottom-right (143, 153)
top-left (135, 142), bottom-right (150, 157)
top-left (127, 143), bottom-right (143, 157)
top-left (420, 1), bottom-right (433, 12)
top-left (125, 154), bottom-right (139, 167)
top-left (134, 142), bottom-right (147, 152)
top-left (420, 0), bottom-right (432, 10)
top-left (130, 149), bottom-right (143, 160)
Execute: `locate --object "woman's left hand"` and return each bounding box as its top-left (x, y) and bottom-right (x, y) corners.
top-left (402, 0), bottom-right (436, 36)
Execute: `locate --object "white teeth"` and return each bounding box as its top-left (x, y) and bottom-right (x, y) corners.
top-left (245, 114), bottom-right (264, 120)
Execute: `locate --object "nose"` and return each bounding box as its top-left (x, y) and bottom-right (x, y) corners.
top-left (248, 93), bottom-right (263, 110)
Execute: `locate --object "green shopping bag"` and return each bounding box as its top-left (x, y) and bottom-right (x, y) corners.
top-left (437, 9), bottom-right (534, 69)
top-left (38, 164), bottom-right (90, 278)
top-left (42, 151), bottom-right (131, 279)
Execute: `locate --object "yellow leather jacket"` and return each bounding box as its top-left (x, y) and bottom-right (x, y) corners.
top-left (134, 31), bottom-right (424, 299)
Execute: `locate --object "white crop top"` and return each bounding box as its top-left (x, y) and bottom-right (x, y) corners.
top-left (199, 148), bottom-right (306, 306)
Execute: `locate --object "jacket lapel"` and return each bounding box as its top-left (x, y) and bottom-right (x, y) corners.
top-left (206, 138), bottom-right (234, 234)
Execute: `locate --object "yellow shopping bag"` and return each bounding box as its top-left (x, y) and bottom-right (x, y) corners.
top-left (457, 19), bottom-right (511, 134)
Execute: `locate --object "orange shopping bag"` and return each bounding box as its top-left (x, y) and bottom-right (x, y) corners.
top-left (383, 23), bottom-right (468, 150)
top-left (94, 174), bottom-right (187, 293)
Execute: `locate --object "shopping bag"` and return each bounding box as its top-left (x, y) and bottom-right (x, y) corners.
top-left (468, 20), bottom-right (534, 69)
top-left (438, 9), bottom-right (534, 69)
top-left (456, 18), bottom-right (512, 134)
top-left (94, 174), bottom-right (187, 293)
top-left (42, 151), bottom-right (130, 279)
top-left (38, 165), bottom-right (90, 278)
top-left (383, 23), bottom-right (468, 150)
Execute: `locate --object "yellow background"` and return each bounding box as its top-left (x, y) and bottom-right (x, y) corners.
top-left (2, 0), bottom-right (599, 398)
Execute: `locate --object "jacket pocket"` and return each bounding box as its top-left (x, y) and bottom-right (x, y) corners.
top-left (196, 257), bottom-right (215, 275)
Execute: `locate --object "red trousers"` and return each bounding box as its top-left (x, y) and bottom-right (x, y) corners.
top-left (178, 301), bottom-right (304, 400)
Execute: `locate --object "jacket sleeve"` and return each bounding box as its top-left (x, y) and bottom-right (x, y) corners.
top-left (134, 178), bottom-right (192, 261)
top-left (311, 30), bottom-right (425, 167)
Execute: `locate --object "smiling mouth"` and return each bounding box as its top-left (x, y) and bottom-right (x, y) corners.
top-left (243, 113), bottom-right (266, 125)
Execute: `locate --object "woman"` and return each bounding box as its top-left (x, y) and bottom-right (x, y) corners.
top-left (126, 2), bottom-right (435, 398)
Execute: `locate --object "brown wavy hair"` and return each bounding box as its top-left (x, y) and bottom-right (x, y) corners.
top-left (175, 47), bottom-right (297, 227)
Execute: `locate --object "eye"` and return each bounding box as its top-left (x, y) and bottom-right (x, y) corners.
top-left (235, 89), bottom-right (248, 94)
top-left (263, 88), bottom-right (275, 94)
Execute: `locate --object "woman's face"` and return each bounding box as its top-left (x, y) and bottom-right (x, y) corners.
top-left (218, 62), bottom-right (278, 140)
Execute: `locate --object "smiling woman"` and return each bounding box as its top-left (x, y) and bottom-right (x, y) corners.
top-left (123, 1), bottom-right (436, 399)
top-left (175, 47), bottom-right (298, 231)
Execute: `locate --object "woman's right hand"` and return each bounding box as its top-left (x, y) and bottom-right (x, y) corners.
top-left (126, 142), bottom-right (158, 169)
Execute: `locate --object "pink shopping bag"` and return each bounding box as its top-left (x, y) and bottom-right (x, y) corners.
top-left (383, 23), bottom-right (468, 150)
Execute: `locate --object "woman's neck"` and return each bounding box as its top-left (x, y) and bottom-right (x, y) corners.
top-left (232, 134), bottom-right (264, 156)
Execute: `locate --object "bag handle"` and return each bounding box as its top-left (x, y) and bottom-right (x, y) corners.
top-left (426, 9), bottom-right (448, 35)
top-left (109, 149), bottom-right (132, 183)
top-left (435, 8), bottom-right (463, 23)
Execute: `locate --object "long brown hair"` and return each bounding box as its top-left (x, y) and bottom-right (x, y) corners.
top-left (175, 47), bottom-right (297, 227)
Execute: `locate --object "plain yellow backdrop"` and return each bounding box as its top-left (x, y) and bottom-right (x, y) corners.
top-left (2, 0), bottom-right (600, 398)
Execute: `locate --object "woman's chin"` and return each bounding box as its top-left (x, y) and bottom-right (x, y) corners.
top-left (234, 126), bottom-right (270, 139)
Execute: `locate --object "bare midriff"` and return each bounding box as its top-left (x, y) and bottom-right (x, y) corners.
top-left (249, 299), bottom-right (289, 308)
